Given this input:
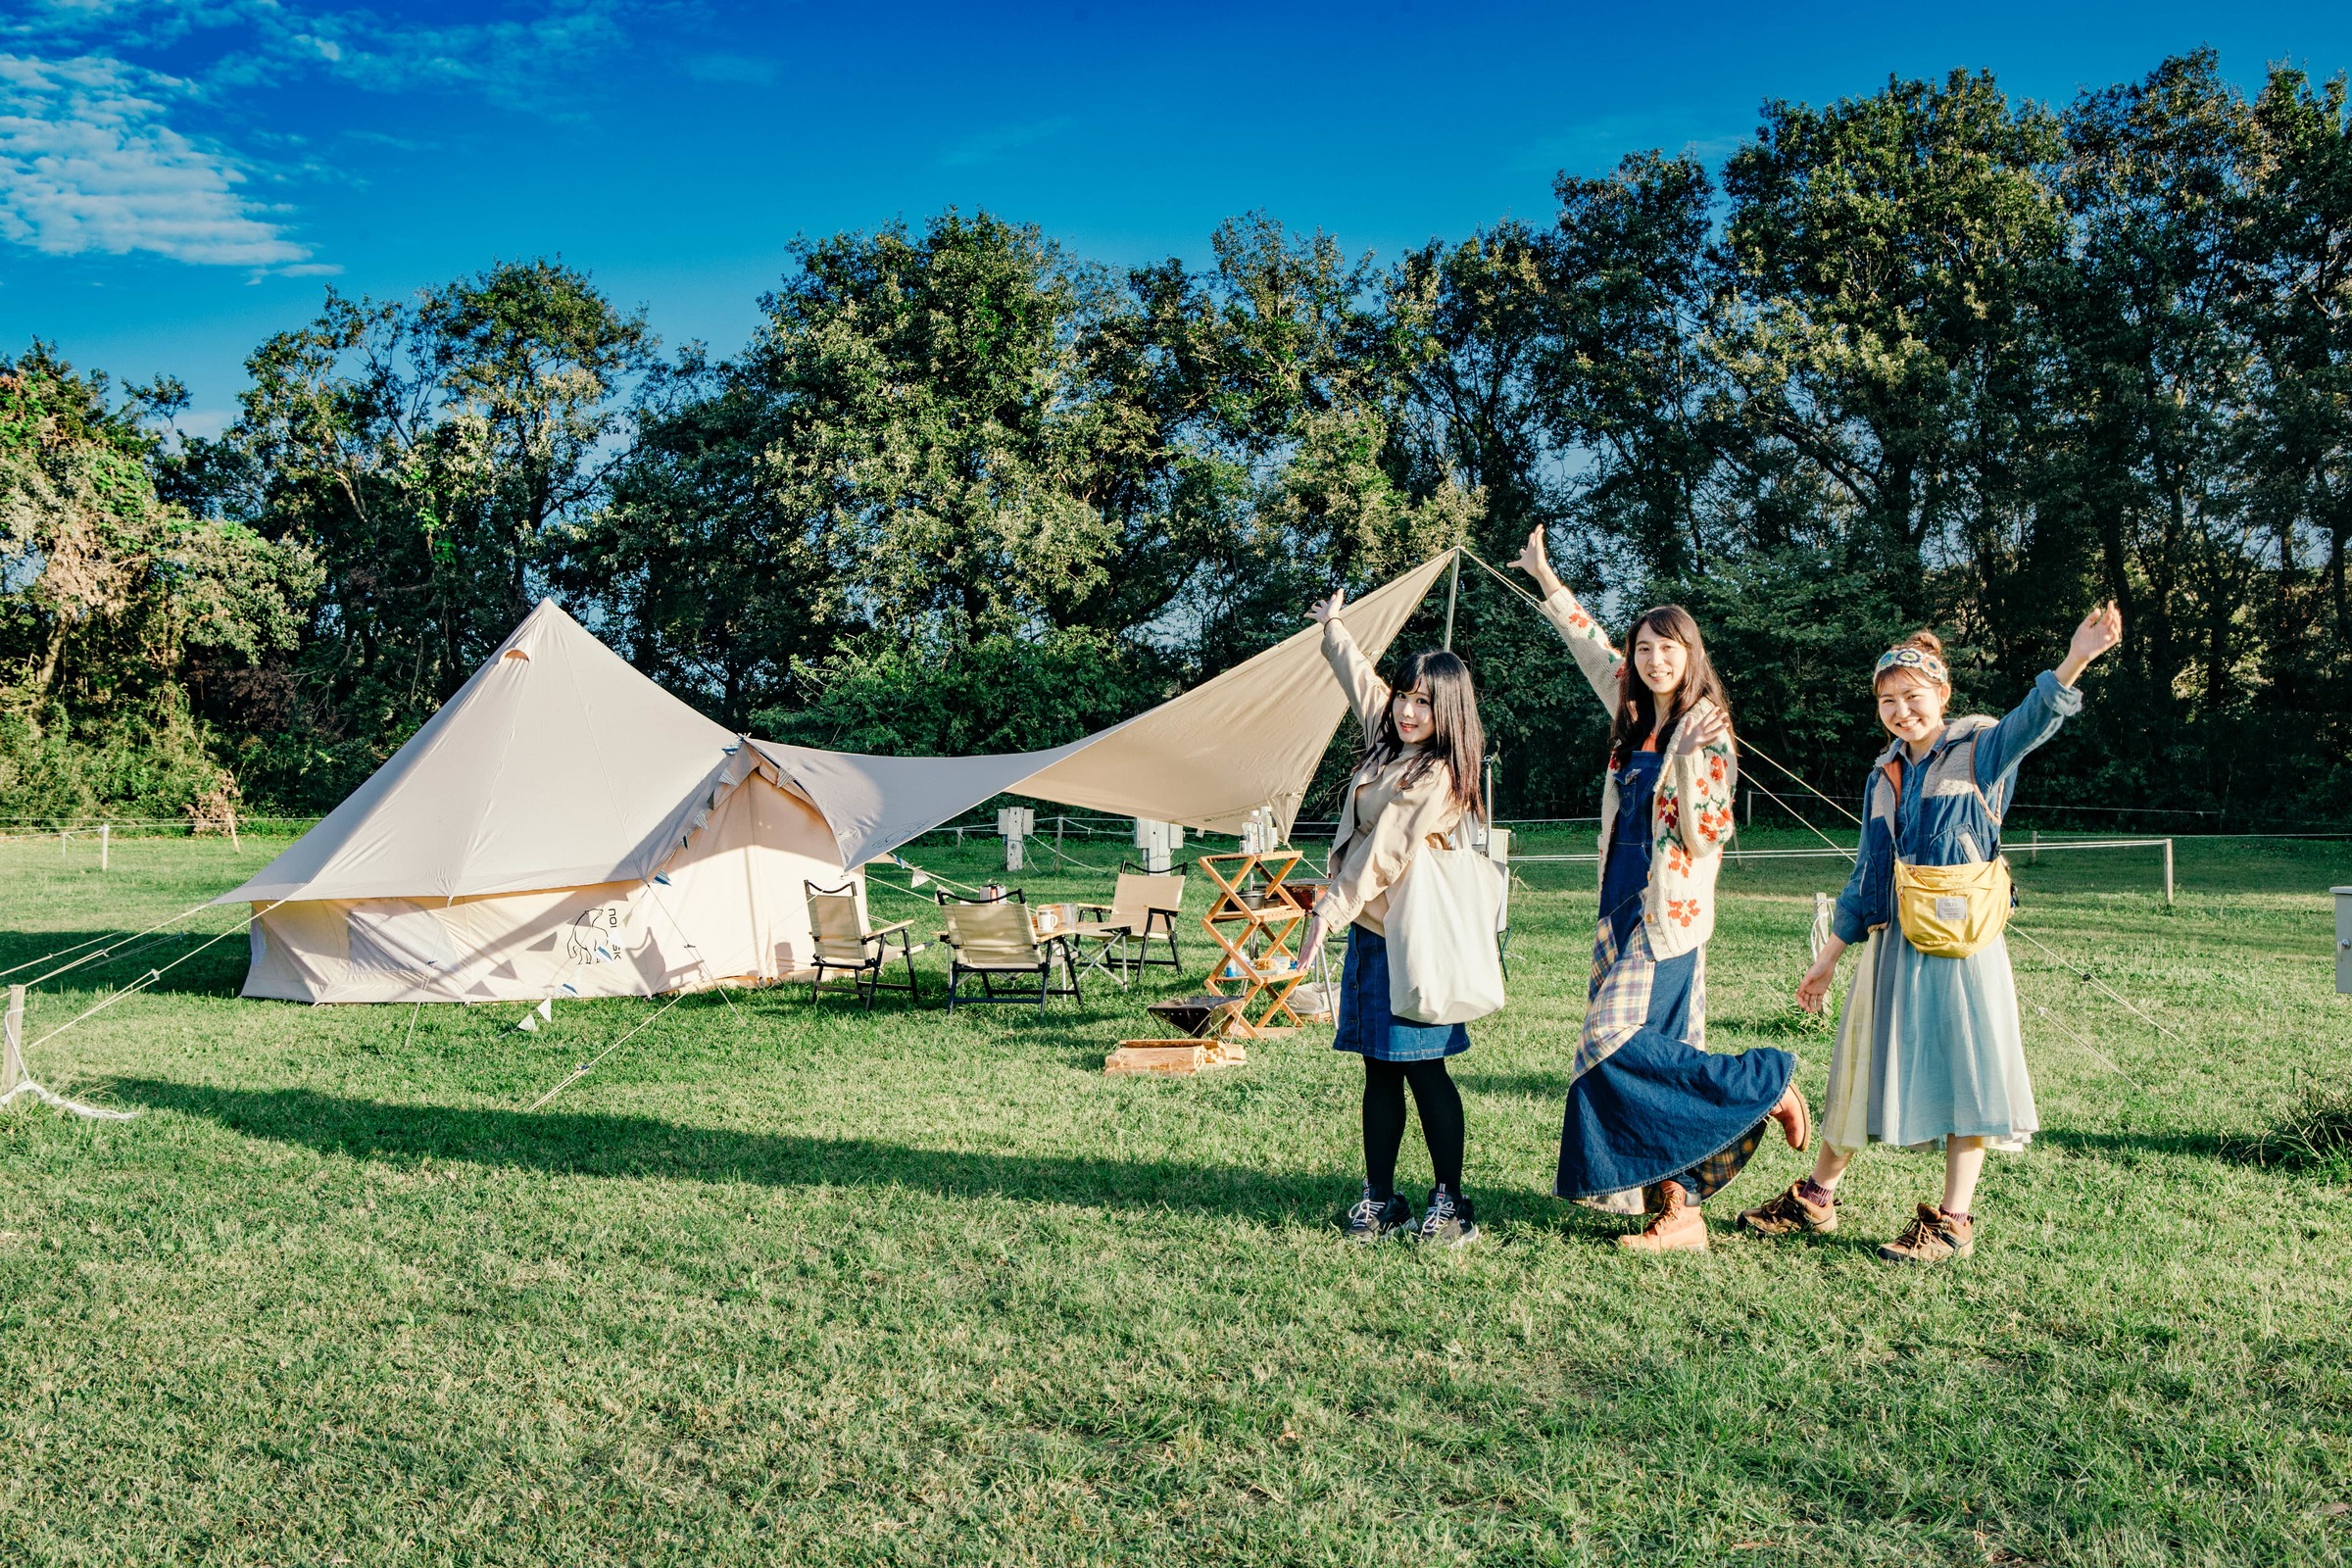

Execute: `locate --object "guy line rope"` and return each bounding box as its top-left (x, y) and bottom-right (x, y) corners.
top-left (4, 903), bottom-right (282, 1119)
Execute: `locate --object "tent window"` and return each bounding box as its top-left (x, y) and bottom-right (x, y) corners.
top-left (347, 901), bottom-right (460, 976)
top-left (502, 649), bottom-right (530, 662)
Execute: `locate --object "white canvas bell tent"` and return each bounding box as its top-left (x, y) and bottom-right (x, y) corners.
top-left (220, 602), bottom-right (882, 1004)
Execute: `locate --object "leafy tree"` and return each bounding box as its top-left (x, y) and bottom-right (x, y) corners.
top-left (0, 344), bottom-right (317, 818)
top-left (1717, 72), bottom-right (2068, 592)
top-left (184, 261), bottom-right (650, 804)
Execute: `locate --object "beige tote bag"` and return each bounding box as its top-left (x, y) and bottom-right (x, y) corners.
top-left (1384, 832), bottom-right (1507, 1025)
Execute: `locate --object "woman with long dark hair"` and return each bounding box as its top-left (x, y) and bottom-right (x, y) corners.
top-left (1516, 528), bottom-right (1809, 1251)
top-left (1296, 587), bottom-right (1489, 1249)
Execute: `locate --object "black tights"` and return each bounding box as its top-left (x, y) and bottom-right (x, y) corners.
top-left (1362, 1057), bottom-right (1466, 1200)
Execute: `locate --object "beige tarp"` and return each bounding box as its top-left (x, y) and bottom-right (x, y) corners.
top-left (749, 738), bottom-right (1098, 871)
top-left (741, 551), bottom-right (1453, 858)
top-left (1009, 553), bottom-right (1454, 838)
top-left (222, 554), bottom-right (1456, 1003)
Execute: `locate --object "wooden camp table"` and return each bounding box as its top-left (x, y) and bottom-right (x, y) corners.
top-left (1198, 849), bottom-right (1311, 1037)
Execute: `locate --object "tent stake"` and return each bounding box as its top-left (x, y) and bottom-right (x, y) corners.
top-left (2, 985), bottom-right (22, 1096)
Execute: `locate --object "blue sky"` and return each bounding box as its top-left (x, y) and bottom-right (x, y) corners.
top-left (5, 1), bottom-right (2350, 434)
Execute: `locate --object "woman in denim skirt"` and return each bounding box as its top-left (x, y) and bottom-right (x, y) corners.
top-left (1516, 527), bottom-right (1811, 1252)
top-left (1295, 586), bottom-right (1489, 1250)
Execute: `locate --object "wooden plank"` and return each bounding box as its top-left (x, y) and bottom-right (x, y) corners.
top-left (1105, 1041), bottom-right (1210, 1075)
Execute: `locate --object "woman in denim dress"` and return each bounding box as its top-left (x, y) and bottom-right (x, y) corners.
top-left (1746, 608), bottom-right (2124, 1264)
top-left (1516, 528), bottom-right (1810, 1252)
top-left (1296, 587), bottom-right (1489, 1250)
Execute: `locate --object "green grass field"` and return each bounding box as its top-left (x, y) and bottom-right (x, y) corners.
top-left (2, 827), bottom-right (2349, 1566)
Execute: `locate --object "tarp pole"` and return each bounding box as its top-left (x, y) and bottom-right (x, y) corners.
top-left (1443, 549), bottom-right (1462, 650)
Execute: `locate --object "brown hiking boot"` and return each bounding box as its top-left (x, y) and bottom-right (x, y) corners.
top-left (1617, 1181), bottom-right (1707, 1252)
top-left (1877, 1203), bottom-right (1974, 1265)
top-left (1740, 1181), bottom-right (1838, 1238)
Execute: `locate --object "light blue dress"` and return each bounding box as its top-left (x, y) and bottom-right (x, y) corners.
top-left (1854, 927), bottom-right (2036, 1150)
top-left (1832, 671), bottom-right (2083, 1151)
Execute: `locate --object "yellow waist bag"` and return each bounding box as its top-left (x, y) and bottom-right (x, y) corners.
top-left (1891, 857), bottom-right (2011, 958)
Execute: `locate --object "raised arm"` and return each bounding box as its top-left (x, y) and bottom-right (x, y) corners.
top-left (1310, 588), bottom-right (1392, 731)
top-left (1975, 602), bottom-right (2119, 785)
top-left (1514, 525), bottom-right (1621, 713)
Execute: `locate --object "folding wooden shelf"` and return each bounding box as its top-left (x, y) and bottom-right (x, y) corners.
top-left (1196, 849), bottom-right (1313, 1037)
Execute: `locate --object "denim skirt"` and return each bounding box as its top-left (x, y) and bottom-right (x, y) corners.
top-left (1554, 948), bottom-right (1793, 1203)
top-left (1331, 924), bottom-right (1470, 1063)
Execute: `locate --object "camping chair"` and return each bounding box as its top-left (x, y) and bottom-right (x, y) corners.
top-left (804, 881), bottom-right (925, 1009)
top-left (936, 894), bottom-right (1080, 1013)
top-left (1076, 867), bottom-right (1189, 975)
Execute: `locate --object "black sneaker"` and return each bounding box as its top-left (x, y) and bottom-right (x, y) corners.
top-left (1416, 1187), bottom-right (1479, 1249)
top-left (1343, 1184), bottom-right (1413, 1245)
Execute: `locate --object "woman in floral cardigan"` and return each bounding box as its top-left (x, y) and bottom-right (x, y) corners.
top-left (1517, 528), bottom-right (1809, 1251)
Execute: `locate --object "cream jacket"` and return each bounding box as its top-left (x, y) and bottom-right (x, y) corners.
top-left (1312, 620), bottom-right (1467, 937)
top-left (1538, 587), bottom-right (1737, 960)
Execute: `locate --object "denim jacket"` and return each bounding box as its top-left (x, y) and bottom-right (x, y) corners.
top-left (1831, 669), bottom-right (2084, 946)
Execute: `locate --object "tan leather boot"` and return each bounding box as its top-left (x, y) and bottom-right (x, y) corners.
top-left (1616, 1181), bottom-right (1707, 1252)
top-left (1877, 1202), bottom-right (1975, 1264)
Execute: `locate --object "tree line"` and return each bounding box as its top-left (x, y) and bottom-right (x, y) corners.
top-left (3, 52), bottom-right (2345, 831)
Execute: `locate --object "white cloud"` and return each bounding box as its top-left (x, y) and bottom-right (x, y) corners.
top-left (7, 2), bottom-right (651, 115)
top-left (0, 52), bottom-right (316, 268)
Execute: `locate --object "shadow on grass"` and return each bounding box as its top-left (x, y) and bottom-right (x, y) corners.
top-left (2205, 1081), bottom-right (2352, 1178)
top-left (110, 1077), bottom-right (1374, 1224)
top-left (1452, 1071), bottom-right (1569, 1100)
top-left (2031, 1126), bottom-right (2233, 1160)
top-left (0, 926), bottom-right (252, 998)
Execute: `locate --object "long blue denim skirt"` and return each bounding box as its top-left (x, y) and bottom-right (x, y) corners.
top-left (1554, 949), bottom-right (1792, 1201)
top-left (1331, 924), bottom-right (1471, 1063)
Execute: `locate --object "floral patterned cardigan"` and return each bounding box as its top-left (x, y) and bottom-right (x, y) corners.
top-left (1538, 587), bottom-right (1738, 962)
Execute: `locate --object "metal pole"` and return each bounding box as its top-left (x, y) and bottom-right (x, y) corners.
top-left (101, 823), bottom-right (109, 872)
top-left (2335, 887), bottom-right (2351, 996)
top-left (2163, 838), bottom-right (2174, 906)
top-left (1443, 549), bottom-right (1462, 650)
